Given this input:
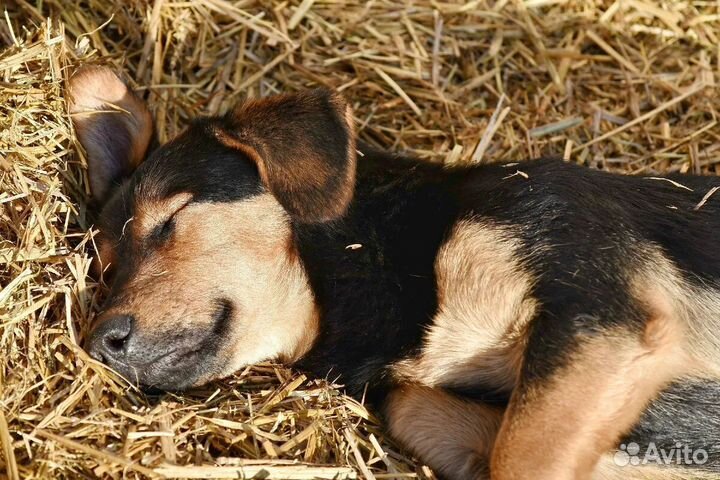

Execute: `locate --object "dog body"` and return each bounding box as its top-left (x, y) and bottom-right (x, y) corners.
top-left (70, 67), bottom-right (720, 479)
top-left (300, 151), bottom-right (720, 479)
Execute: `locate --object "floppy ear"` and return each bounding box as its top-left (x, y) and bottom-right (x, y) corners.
top-left (68, 66), bottom-right (153, 204)
top-left (212, 88), bottom-right (357, 223)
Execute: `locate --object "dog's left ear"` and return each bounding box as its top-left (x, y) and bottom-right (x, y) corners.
top-left (213, 88), bottom-right (356, 223)
top-left (68, 66), bottom-right (153, 204)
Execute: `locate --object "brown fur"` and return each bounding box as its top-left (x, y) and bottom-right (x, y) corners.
top-left (71, 67), bottom-right (720, 479)
top-left (213, 89), bottom-right (356, 223)
top-left (393, 220), bottom-right (536, 393)
top-left (98, 194), bottom-right (318, 385)
top-left (638, 248), bottom-right (720, 372)
top-left (94, 236), bottom-right (115, 277)
top-left (491, 262), bottom-right (698, 480)
top-left (385, 384), bottom-right (503, 480)
top-left (68, 66), bottom-right (152, 201)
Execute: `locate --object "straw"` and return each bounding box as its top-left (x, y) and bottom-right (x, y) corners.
top-left (2, 1), bottom-right (720, 479)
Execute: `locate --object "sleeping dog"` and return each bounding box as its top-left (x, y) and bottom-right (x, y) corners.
top-left (69, 66), bottom-right (720, 479)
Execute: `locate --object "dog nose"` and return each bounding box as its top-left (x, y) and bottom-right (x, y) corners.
top-left (87, 315), bottom-right (134, 363)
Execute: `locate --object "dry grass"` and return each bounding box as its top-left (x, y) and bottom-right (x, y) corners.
top-left (1, 0), bottom-right (719, 478)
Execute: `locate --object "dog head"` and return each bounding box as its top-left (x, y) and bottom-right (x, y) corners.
top-left (70, 66), bottom-right (356, 390)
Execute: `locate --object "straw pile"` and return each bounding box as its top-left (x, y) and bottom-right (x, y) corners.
top-left (1, 0), bottom-right (719, 478)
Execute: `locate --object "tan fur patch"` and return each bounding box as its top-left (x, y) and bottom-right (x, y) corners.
top-left (385, 384), bottom-right (503, 480)
top-left (636, 247), bottom-right (720, 372)
top-left (100, 194), bottom-right (318, 384)
top-left (492, 285), bottom-right (694, 479)
top-left (393, 219), bottom-right (537, 393)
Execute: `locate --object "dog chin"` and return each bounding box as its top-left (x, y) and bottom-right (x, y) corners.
top-left (128, 353), bottom-right (221, 393)
top-left (139, 374), bottom-right (200, 393)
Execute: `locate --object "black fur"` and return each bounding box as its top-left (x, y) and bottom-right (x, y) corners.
top-left (97, 123), bottom-right (263, 246)
top-left (95, 119), bottom-right (720, 473)
top-left (624, 378), bottom-right (720, 469)
top-left (294, 147), bottom-right (462, 399)
top-left (293, 149), bottom-right (720, 469)
top-left (295, 152), bottom-right (720, 398)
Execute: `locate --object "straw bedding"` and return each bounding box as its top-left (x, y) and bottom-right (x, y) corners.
top-left (1, 1), bottom-right (719, 478)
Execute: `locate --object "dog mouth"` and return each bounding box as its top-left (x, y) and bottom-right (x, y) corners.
top-left (211, 297), bottom-right (234, 337)
top-left (138, 346), bottom-right (220, 391)
top-left (90, 298), bottom-right (235, 392)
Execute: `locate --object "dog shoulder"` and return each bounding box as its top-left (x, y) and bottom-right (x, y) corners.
top-left (393, 216), bottom-right (538, 397)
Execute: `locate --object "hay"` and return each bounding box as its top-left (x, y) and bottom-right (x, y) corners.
top-left (1, 0), bottom-right (719, 478)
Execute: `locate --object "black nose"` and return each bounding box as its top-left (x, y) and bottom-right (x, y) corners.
top-left (87, 315), bottom-right (134, 364)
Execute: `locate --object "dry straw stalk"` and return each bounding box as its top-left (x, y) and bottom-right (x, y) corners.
top-left (2, 0), bottom-right (719, 479)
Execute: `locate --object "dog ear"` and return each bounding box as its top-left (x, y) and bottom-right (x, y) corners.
top-left (213, 88), bottom-right (357, 223)
top-left (68, 66), bottom-right (153, 204)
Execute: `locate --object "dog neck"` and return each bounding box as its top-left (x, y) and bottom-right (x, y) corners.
top-left (292, 145), bottom-right (463, 400)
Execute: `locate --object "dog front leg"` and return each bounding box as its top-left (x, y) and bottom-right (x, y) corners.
top-left (491, 312), bottom-right (691, 480)
top-left (385, 384), bottom-right (504, 480)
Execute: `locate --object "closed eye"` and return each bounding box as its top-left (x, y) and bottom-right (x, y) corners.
top-left (150, 199), bottom-right (192, 244)
top-left (154, 216), bottom-right (176, 243)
